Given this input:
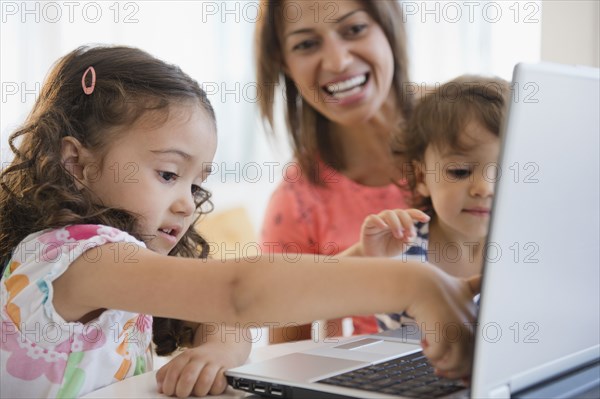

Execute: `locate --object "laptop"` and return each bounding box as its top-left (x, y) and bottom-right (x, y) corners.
top-left (226, 62), bottom-right (600, 398)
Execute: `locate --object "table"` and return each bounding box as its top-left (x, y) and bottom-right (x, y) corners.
top-left (82, 338), bottom-right (600, 399)
top-left (83, 338), bottom-right (346, 398)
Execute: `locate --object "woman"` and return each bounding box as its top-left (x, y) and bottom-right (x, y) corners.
top-left (256, 0), bottom-right (414, 340)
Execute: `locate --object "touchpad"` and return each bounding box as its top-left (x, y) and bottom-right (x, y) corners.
top-left (228, 353), bottom-right (365, 382)
top-left (335, 338), bottom-right (383, 350)
top-left (335, 338), bottom-right (419, 355)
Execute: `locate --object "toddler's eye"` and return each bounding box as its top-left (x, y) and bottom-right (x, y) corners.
top-left (447, 169), bottom-right (472, 179)
top-left (158, 171), bottom-right (178, 182)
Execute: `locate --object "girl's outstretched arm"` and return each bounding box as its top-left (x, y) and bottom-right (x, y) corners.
top-left (54, 243), bottom-right (476, 378)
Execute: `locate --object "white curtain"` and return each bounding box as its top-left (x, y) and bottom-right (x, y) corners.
top-left (1, 0), bottom-right (541, 170)
top-left (404, 0), bottom-right (541, 82)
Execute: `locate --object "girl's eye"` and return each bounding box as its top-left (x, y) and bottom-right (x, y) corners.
top-left (158, 171), bottom-right (178, 182)
top-left (292, 39), bottom-right (319, 52)
top-left (447, 169), bottom-right (472, 179)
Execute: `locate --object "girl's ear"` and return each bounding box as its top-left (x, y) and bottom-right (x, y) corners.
top-left (60, 137), bottom-right (94, 189)
top-left (412, 160), bottom-right (431, 198)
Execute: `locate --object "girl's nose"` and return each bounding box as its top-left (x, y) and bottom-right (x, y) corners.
top-left (171, 189), bottom-right (195, 217)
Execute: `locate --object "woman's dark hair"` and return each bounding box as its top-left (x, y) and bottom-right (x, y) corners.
top-left (0, 45), bottom-right (216, 356)
top-left (255, 0), bottom-right (413, 184)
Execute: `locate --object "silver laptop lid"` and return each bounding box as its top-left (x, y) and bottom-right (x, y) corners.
top-left (471, 63), bottom-right (600, 398)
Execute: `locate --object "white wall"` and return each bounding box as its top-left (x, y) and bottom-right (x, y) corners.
top-left (541, 0), bottom-right (600, 67)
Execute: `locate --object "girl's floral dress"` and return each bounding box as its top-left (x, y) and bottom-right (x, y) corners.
top-left (1, 225), bottom-right (154, 398)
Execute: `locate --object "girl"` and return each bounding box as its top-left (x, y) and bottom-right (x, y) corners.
top-left (0, 46), bottom-right (477, 398)
top-left (345, 76), bottom-right (510, 330)
top-left (256, 0), bottom-right (413, 341)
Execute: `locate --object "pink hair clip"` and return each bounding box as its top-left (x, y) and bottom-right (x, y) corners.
top-left (81, 66), bottom-right (96, 95)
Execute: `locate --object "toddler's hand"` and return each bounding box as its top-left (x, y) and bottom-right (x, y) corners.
top-left (360, 209), bottom-right (430, 257)
top-left (156, 345), bottom-right (235, 397)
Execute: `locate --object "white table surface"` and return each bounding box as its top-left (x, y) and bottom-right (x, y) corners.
top-left (83, 339), bottom-right (348, 398)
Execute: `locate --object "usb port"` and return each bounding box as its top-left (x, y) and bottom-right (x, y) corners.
top-left (237, 380), bottom-right (250, 390)
top-left (270, 386), bottom-right (283, 396)
top-left (254, 384), bottom-right (266, 393)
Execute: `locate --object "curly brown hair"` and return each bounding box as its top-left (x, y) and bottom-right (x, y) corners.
top-left (0, 45), bottom-right (215, 356)
top-left (395, 76), bottom-right (511, 211)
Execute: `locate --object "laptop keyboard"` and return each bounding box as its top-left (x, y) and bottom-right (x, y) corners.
top-left (318, 351), bottom-right (465, 398)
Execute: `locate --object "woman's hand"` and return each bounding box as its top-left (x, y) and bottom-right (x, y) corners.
top-left (360, 209), bottom-right (430, 257)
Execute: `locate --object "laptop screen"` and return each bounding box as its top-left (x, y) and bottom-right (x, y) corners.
top-left (471, 63), bottom-right (600, 398)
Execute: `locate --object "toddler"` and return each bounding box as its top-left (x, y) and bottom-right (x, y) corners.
top-left (346, 76), bottom-right (509, 330)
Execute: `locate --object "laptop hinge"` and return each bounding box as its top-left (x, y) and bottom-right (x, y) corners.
top-left (488, 384), bottom-right (511, 399)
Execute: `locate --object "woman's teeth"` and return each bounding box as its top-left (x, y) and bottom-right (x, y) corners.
top-left (324, 74), bottom-right (367, 98)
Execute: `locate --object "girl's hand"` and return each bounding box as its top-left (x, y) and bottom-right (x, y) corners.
top-left (408, 270), bottom-right (480, 379)
top-left (156, 323), bottom-right (250, 397)
top-left (156, 344), bottom-right (235, 397)
top-left (360, 209), bottom-right (430, 257)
